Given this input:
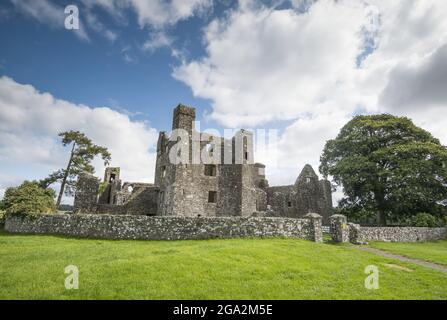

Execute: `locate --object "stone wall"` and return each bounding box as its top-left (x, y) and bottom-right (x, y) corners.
top-left (5, 214), bottom-right (323, 242)
top-left (354, 226), bottom-right (447, 243)
top-left (329, 214), bottom-right (447, 243)
top-left (78, 186), bottom-right (159, 216)
top-left (267, 185), bottom-right (296, 217)
top-left (124, 187), bottom-right (159, 215)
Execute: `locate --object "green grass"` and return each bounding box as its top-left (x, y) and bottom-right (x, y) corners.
top-left (368, 240), bottom-right (447, 266)
top-left (0, 231), bottom-right (446, 299)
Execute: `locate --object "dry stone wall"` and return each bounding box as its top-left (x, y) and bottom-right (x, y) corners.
top-left (5, 214), bottom-right (323, 242)
top-left (355, 226), bottom-right (447, 243)
top-left (330, 214), bottom-right (447, 243)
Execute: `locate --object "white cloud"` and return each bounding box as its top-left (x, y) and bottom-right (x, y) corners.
top-left (364, 0), bottom-right (447, 146)
top-left (126, 0), bottom-right (212, 29)
top-left (85, 11), bottom-right (118, 42)
top-left (121, 45), bottom-right (137, 63)
top-left (261, 110), bottom-right (350, 185)
top-left (380, 44), bottom-right (447, 111)
top-left (173, 0), bottom-right (374, 127)
top-left (84, 0), bottom-right (212, 29)
top-left (82, 0), bottom-right (213, 53)
top-left (143, 31), bottom-right (174, 52)
top-left (0, 76), bottom-right (158, 201)
top-left (172, 0), bottom-right (447, 199)
top-left (81, 0), bottom-right (126, 20)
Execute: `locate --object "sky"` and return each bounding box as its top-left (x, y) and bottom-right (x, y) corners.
top-left (0, 0), bottom-right (446, 204)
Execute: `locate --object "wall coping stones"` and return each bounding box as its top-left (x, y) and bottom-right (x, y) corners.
top-left (304, 212), bottom-right (322, 219)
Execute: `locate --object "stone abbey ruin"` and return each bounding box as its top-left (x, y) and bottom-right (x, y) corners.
top-left (74, 104), bottom-right (333, 223)
top-left (7, 105), bottom-right (447, 244)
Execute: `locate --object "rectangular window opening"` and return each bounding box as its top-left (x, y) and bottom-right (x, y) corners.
top-left (208, 191), bottom-right (217, 203)
top-left (204, 164), bottom-right (217, 176)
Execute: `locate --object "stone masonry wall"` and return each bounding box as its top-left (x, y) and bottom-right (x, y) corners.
top-left (329, 214), bottom-right (447, 243)
top-left (355, 226), bottom-right (447, 243)
top-left (73, 173), bottom-right (99, 214)
top-left (5, 214), bottom-right (322, 242)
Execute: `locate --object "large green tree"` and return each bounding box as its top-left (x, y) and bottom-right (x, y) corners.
top-left (320, 114), bottom-right (447, 226)
top-left (41, 131), bottom-right (111, 208)
top-left (1, 181), bottom-right (56, 217)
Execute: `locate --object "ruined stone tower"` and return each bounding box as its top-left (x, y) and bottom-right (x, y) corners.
top-left (74, 104), bottom-right (332, 223)
top-left (154, 104), bottom-right (265, 217)
top-left (172, 104), bottom-right (195, 133)
top-left (98, 167), bottom-right (121, 205)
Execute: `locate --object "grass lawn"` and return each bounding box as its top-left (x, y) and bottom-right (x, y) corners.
top-left (368, 240), bottom-right (447, 266)
top-left (0, 231), bottom-right (446, 300)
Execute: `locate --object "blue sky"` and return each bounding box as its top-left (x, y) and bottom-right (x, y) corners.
top-left (1, 0), bottom-right (446, 203)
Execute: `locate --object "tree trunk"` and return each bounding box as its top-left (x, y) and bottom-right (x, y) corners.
top-left (377, 208), bottom-right (387, 226)
top-left (56, 142), bottom-right (75, 209)
top-left (374, 189), bottom-right (387, 226)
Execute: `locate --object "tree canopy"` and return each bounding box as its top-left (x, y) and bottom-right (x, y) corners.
top-left (1, 181), bottom-right (56, 217)
top-left (41, 131), bottom-right (111, 207)
top-left (320, 114), bottom-right (447, 226)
